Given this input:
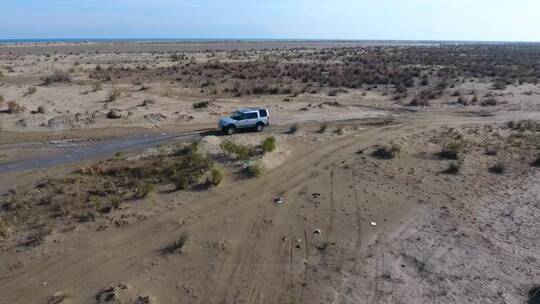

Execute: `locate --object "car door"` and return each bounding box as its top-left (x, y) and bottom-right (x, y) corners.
top-left (238, 112), bottom-right (255, 128)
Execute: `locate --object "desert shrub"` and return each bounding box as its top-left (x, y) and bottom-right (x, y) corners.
top-left (107, 89), bottom-right (121, 102)
top-left (261, 136), bottom-right (277, 153)
top-left (0, 219), bottom-right (11, 239)
top-left (91, 81), bottom-right (102, 92)
top-left (47, 292), bottom-right (70, 304)
top-left (485, 146), bottom-right (498, 156)
top-left (135, 182), bottom-right (155, 198)
top-left (371, 144), bottom-right (401, 159)
top-left (0, 94), bottom-right (4, 106)
top-left (442, 162), bottom-right (461, 174)
top-left (25, 86), bottom-right (37, 96)
top-left (171, 143), bottom-right (213, 190)
top-left (162, 232), bottom-right (189, 254)
top-left (78, 212), bottom-right (96, 223)
top-left (318, 123), bottom-right (328, 133)
top-left (438, 142), bottom-right (461, 160)
top-left (193, 101), bottom-right (210, 109)
top-left (220, 140), bottom-right (257, 160)
top-left (457, 96), bottom-right (468, 105)
top-left (335, 127), bottom-right (344, 135)
top-left (489, 162), bottom-right (505, 174)
top-left (43, 70), bottom-right (71, 85)
top-left (7, 101), bottom-right (23, 114)
top-left (141, 99), bottom-right (155, 106)
top-left (210, 167), bottom-right (223, 186)
top-left (244, 163), bottom-right (263, 178)
top-left (288, 124), bottom-right (299, 134)
top-left (508, 120), bottom-right (540, 132)
top-left (492, 79), bottom-right (507, 90)
top-left (532, 156), bottom-right (540, 167)
top-left (408, 97), bottom-right (429, 107)
top-left (481, 98), bottom-right (498, 106)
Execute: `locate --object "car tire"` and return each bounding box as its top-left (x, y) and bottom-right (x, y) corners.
top-left (256, 123), bottom-right (264, 132)
top-left (226, 125), bottom-right (236, 135)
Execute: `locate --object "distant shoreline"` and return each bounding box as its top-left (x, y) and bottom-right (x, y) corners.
top-left (1, 39), bottom-right (539, 55)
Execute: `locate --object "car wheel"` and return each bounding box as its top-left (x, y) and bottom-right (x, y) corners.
top-left (226, 126), bottom-right (236, 135)
top-left (256, 123), bottom-right (264, 132)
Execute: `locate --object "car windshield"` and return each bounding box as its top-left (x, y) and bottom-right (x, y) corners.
top-left (230, 111), bottom-right (243, 120)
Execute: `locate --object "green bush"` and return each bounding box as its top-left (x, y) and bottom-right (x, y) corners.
top-left (210, 167), bottom-right (223, 186)
top-left (220, 140), bottom-right (257, 160)
top-left (261, 137), bottom-right (277, 153)
top-left (171, 143), bottom-right (213, 190)
top-left (245, 163), bottom-right (263, 178)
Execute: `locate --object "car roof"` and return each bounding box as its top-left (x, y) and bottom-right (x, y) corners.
top-left (237, 108), bottom-right (268, 113)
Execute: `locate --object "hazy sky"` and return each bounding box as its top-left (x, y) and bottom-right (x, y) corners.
top-left (1, 0), bottom-right (539, 41)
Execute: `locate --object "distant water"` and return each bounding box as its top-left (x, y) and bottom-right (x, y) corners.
top-left (0, 38), bottom-right (374, 44)
top-left (0, 38), bottom-right (537, 45)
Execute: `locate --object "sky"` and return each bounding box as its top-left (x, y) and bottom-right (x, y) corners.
top-left (1, 0), bottom-right (540, 41)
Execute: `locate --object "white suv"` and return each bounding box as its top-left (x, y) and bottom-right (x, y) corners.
top-left (219, 108), bottom-right (270, 135)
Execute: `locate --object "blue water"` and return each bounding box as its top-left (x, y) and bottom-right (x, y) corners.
top-left (0, 38), bottom-right (365, 44)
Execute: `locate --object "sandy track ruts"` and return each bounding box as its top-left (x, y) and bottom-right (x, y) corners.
top-left (0, 113), bottom-right (525, 303)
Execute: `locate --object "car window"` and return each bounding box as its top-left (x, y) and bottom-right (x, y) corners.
top-left (231, 111), bottom-right (242, 120)
top-left (259, 109), bottom-right (268, 117)
top-left (243, 112), bottom-right (258, 119)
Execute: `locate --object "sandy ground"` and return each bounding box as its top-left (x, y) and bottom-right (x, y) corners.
top-left (1, 43), bottom-right (539, 304)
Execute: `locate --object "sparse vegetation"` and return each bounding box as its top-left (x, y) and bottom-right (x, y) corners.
top-left (318, 123), bottom-right (328, 133)
top-left (244, 163), bottom-right (263, 178)
top-left (210, 167), bottom-right (223, 186)
top-left (7, 101), bottom-right (23, 114)
top-left (438, 142), bottom-right (461, 160)
top-left (288, 124), bottom-right (299, 134)
top-left (442, 162), bottom-right (461, 174)
top-left (371, 144), bottom-right (401, 159)
top-left (43, 70), bottom-right (71, 85)
top-left (24, 86), bottom-right (37, 96)
top-left (532, 156), bottom-right (540, 167)
top-left (508, 120), bottom-right (540, 132)
top-left (192, 101), bottom-right (210, 109)
top-left (135, 181), bottom-right (155, 198)
top-left (481, 98), bottom-right (498, 106)
top-left (220, 140), bottom-right (257, 160)
top-left (261, 136), bottom-right (277, 153)
top-left (492, 79), bottom-right (507, 90)
top-left (0, 219), bottom-right (11, 239)
top-left (162, 232), bottom-right (189, 254)
top-left (489, 162), bottom-right (505, 174)
top-left (91, 81), bottom-right (102, 92)
top-left (107, 88), bottom-right (122, 102)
